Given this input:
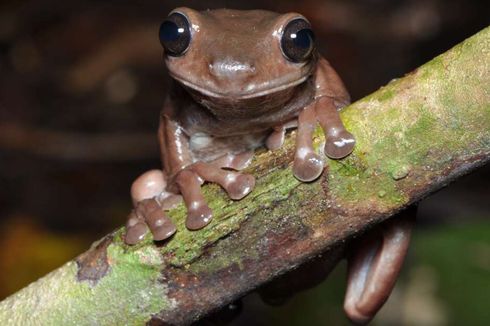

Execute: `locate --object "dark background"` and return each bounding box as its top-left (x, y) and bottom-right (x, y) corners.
top-left (0, 0), bottom-right (488, 325)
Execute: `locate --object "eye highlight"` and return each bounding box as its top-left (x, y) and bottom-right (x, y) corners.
top-left (159, 12), bottom-right (191, 56)
top-left (281, 18), bottom-right (315, 63)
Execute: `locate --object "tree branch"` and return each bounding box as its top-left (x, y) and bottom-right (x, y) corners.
top-left (1, 26), bottom-right (489, 325)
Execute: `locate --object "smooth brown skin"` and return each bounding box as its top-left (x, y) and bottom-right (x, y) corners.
top-left (125, 8), bottom-right (413, 324)
top-left (344, 207), bottom-right (416, 324)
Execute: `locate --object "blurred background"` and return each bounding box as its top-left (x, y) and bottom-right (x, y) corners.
top-left (0, 0), bottom-right (488, 325)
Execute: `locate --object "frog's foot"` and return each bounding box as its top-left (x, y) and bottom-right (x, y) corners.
top-left (125, 170), bottom-right (180, 245)
top-left (344, 208), bottom-right (415, 325)
top-left (125, 199), bottom-right (178, 245)
top-left (293, 104), bottom-right (325, 182)
top-left (175, 161), bottom-right (255, 230)
top-left (315, 96), bottom-right (355, 159)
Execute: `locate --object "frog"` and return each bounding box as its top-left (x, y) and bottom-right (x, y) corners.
top-left (125, 7), bottom-right (356, 240)
top-left (124, 8), bottom-right (414, 324)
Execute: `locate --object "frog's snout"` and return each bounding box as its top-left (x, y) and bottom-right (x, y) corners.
top-left (208, 58), bottom-right (256, 80)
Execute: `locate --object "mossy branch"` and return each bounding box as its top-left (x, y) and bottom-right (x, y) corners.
top-left (1, 27), bottom-right (489, 326)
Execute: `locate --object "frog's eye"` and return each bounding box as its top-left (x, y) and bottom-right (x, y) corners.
top-left (281, 18), bottom-right (315, 63)
top-left (159, 12), bottom-right (191, 56)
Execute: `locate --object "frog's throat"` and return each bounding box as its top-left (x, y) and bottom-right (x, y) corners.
top-left (169, 74), bottom-right (309, 100)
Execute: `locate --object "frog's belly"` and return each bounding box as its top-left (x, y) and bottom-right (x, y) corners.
top-left (189, 131), bottom-right (269, 163)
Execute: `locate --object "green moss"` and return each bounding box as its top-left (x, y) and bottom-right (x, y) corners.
top-left (0, 244), bottom-right (171, 325)
top-left (378, 88), bottom-right (395, 102)
top-left (330, 26), bottom-right (489, 210)
top-left (160, 167), bottom-right (301, 267)
top-left (189, 178), bottom-right (314, 276)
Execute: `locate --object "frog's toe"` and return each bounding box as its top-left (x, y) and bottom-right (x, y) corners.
top-left (146, 210), bottom-right (176, 241)
top-left (226, 174), bottom-right (255, 200)
top-left (125, 212), bottom-right (149, 245)
top-left (186, 204), bottom-right (213, 230)
top-left (266, 128), bottom-right (285, 150)
top-left (325, 130), bottom-right (355, 159)
top-left (293, 152), bottom-right (324, 182)
top-left (229, 151), bottom-right (254, 171)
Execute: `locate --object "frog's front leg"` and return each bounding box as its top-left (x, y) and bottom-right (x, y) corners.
top-left (313, 57), bottom-right (355, 159)
top-left (290, 57), bottom-right (355, 181)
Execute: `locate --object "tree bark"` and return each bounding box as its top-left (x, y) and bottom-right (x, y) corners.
top-left (1, 26), bottom-right (489, 326)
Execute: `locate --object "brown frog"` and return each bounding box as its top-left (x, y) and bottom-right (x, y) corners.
top-left (125, 8), bottom-right (413, 324)
top-left (126, 8), bottom-right (355, 239)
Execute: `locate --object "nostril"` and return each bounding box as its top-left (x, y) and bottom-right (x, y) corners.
top-left (209, 60), bottom-right (256, 78)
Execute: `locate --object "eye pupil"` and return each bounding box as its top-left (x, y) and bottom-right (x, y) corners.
top-left (160, 21), bottom-right (179, 42)
top-left (281, 19), bottom-right (315, 63)
top-left (159, 13), bottom-right (191, 56)
top-left (294, 29), bottom-right (314, 49)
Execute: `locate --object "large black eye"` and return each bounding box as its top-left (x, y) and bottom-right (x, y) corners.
top-left (281, 18), bottom-right (315, 63)
top-left (159, 12), bottom-right (191, 56)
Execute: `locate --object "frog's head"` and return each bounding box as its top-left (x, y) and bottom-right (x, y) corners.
top-left (159, 8), bottom-right (317, 116)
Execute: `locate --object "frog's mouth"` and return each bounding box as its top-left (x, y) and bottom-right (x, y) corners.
top-left (172, 72), bottom-right (314, 120)
top-left (170, 74), bottom-right (309, 100)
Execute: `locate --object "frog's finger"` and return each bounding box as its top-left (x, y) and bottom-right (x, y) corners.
top-left (293, 104), bottom-right (324, 182)
top-left (344, 209), bottom-right (415, 325)
top-left (315, 96), bottom-right (355, 159)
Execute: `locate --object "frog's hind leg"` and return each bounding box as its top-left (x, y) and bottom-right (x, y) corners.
top-left (179, 158), bottom-right (255, 230)
top-left (315, 96), bottom-right (355, 159)
top-left (344, 207), bottom-right (416, 324)
top-left (125, 169), bottom-right (179, 245)
top-left (126, 151), bottom-right (256, 241)
top-left (191, 161), bottom-right (255, 200)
